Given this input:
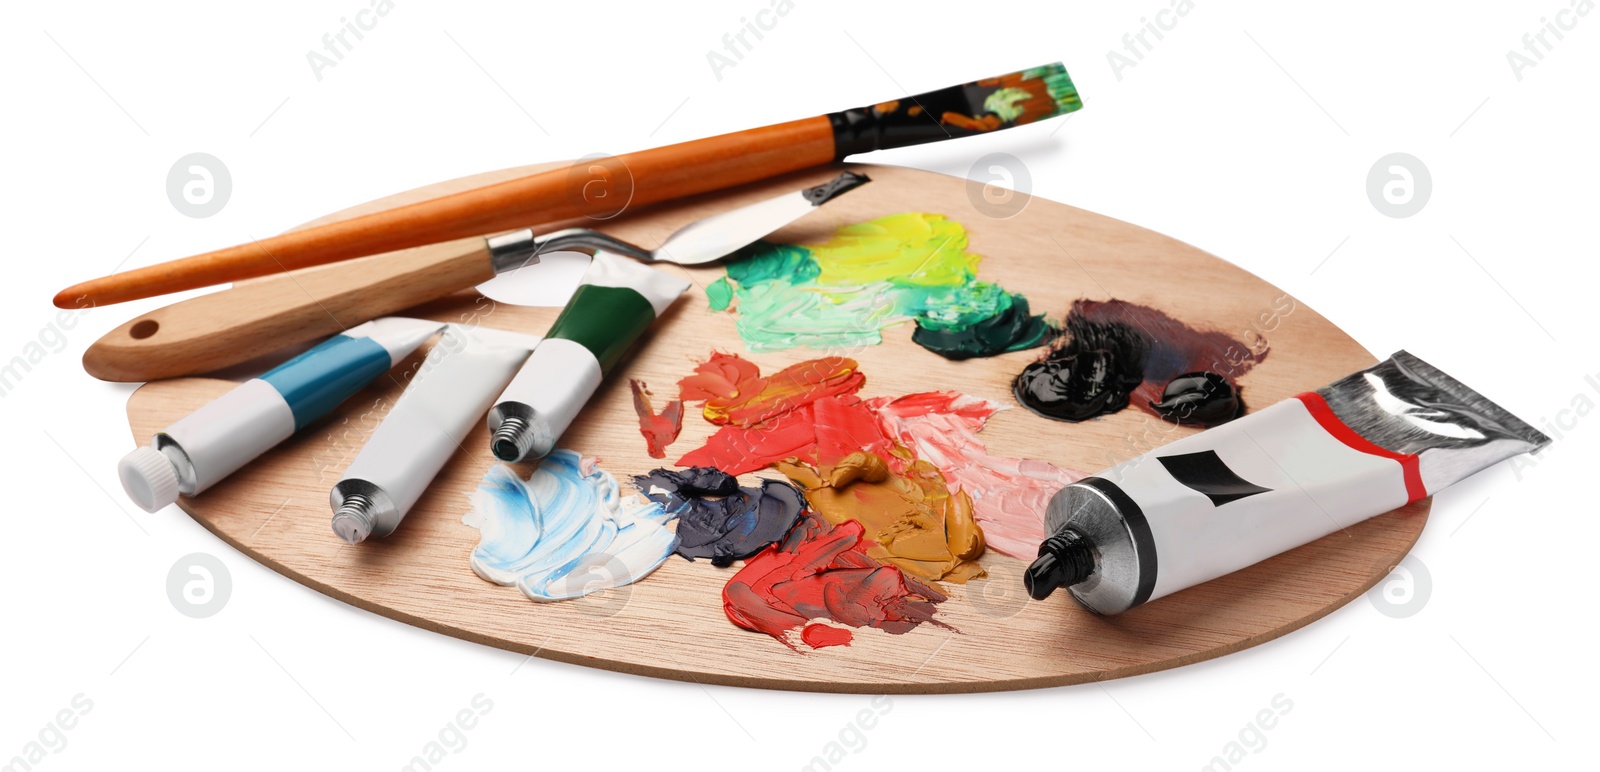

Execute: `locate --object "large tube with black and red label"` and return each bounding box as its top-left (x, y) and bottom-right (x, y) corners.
top-left (1024, 351), bottom-right (1550, 615)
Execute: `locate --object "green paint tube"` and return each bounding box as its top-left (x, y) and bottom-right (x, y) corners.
top-left (487, 252), bottom-right (691, 462)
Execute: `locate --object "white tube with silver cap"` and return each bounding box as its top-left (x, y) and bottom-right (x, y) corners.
top-left (330, 324), bottom-right (540, 543)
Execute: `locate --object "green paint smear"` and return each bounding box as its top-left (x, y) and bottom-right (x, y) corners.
top-left (706, 277), bottom-right (734, 312)
top-left (709, 212), bottom-right (1056, 359)
top-left (912, 291), bottom-right (1057, 361)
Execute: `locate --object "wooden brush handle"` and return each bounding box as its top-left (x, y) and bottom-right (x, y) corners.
top-left (83, 237), bottom-right (495, 382)
top-left (57, 117), bottom-right (836, 308)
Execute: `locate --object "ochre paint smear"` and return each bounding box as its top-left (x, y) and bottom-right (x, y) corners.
top-left (870, 392), bottom-right (1083, 559)
top-left (705, 213), bottom-right (1054, 359)
top-left (628, 379), bottom-right (683, 459)
top-left (777, 452), bottom-right (986, 584)
top-left (723, 514), bottom-right (951, 651)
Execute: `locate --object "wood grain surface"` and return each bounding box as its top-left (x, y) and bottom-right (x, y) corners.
top-left (124, 163), bottom-right (1428, 693)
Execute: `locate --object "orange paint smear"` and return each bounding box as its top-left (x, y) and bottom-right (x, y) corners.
top-left (779, 452), bottom-right (986, 584)
top-left (941, 112), bottom-right (1002, 132)
top-left (628, 379), bottom-right (683, 459)
top-left (723, 514), bottom-right (951, 651)
top-left (678, 352), bottom-right (865, 427)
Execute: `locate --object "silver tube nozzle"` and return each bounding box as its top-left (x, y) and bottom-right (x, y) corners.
top-left (331, 494), bottom-right (377, 544)
top-left (490, 415), bottom-right (536, 463)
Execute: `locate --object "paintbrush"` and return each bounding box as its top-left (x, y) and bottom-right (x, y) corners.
top-left (82, 171), bottom-right (870, 381)
top-left (54, 63), bottom-right (1080, 309)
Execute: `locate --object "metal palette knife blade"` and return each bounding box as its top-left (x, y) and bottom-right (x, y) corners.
top-left (475, 172), bottom-right (870, 307)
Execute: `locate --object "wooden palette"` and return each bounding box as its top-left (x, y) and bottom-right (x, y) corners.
top-left (125, 163), bottom-right (1427, 693)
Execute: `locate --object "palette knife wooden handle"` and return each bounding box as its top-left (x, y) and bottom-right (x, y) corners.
top-left (83, 237), bottom-right (496, 382)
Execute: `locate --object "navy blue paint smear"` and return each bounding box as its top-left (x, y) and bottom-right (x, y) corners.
top-left (260, 334), bottom-right (393, 430)
top-left (634, 467), bottom-right (806, 567)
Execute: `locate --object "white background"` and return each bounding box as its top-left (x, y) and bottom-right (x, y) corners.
top-left (2, 1), bottom-right (1597, 769)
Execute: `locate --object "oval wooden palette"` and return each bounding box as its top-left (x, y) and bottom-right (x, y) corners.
top-left (124, 163), bottom-right (1427, 693)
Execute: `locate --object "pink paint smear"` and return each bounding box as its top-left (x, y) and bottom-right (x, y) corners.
top-left (867, 392), bottom-right (1083, 558)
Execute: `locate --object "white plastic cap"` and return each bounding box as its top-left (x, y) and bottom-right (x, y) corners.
top-left (118, 446), bottom-right (180, 513)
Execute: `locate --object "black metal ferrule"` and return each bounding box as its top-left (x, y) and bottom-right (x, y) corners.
top-left (826, 81), bottom-right (1000, 160)
top-left (801, 171), bottom-right (872, 205)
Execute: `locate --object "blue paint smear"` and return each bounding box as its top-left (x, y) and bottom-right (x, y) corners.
top-left (632, 467), bottom-right (805, 567)
top-left (464, 450), bottom-right (678, 602)
top-left (260, 334), bottom-right (393, 430)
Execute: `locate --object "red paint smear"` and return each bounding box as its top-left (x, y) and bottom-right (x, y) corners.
top-left (674, 353), bottom-right (875, 473)
top-left (801, 624), bottom-right (854, 649)
top-left (678, 404), bottom-right (821, 475)
top-left (678, 352), bottom-right (865, 427)
top-left (677, 394), bottom-right (893, 475)
top-left (813, 396), bottom-right (895, 465)
top-left (723, 515), bottom-right (951, 651)
top-left (629, 379), bottom-right (684, 459)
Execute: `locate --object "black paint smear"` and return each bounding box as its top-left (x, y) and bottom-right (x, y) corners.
top-left (1012, 312), bottom-right (1148, 421)
top-left (1156, 450), bottom-right (1274, 507)
top-left (634, 467), bottom-right (806, 567)
top-left (1149, 372), bottom-right (1243, 427)
top-left (1012, 299), bottom-right (1263, 424)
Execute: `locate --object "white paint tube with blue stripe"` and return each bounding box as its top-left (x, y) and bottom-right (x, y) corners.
top-left (118, 317), bottom-right (446, 513)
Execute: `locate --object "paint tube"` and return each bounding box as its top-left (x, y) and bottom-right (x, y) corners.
top-left (487, 251), bottom-right (691, 462)
top-left (330, 325), bottom-right (540, 544)
top-left (1024, 351), bottom-right (1551, 615)
top-left (117, 317), bottom-right (444, 513)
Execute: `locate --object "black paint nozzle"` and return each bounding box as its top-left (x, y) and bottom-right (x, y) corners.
top-left (1024, 529), bottom-right (1096, 601)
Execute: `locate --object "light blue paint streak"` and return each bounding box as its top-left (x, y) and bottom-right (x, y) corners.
top-left (464, 450), bottom-right (678, 602)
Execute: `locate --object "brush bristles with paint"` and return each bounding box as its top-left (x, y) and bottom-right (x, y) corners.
top-left (54, 63), bottom-right (1081, 308)
top-left (829, 62), bottom-right (1081, 155)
